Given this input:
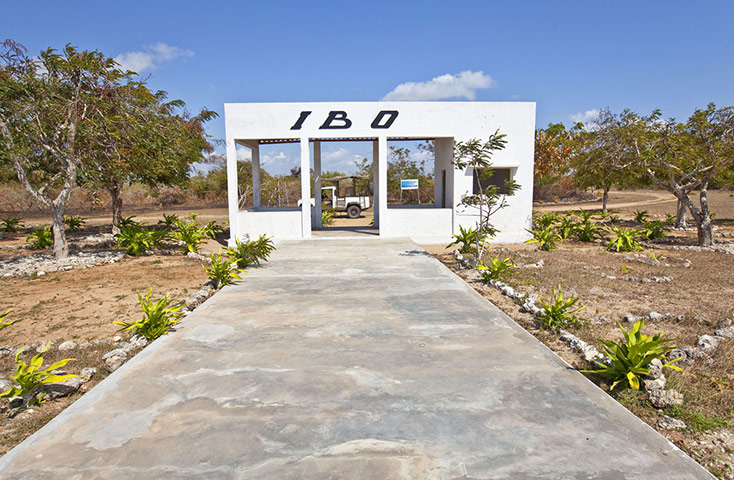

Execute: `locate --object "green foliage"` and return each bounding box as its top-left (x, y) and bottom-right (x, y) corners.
top-left (534, 212), bottom-right (561, 229)
top-left (476, 256), bottom-right (518, 282)
top-left (114, 288), bottom-right (182, 340)
top-left (665, 405), bottom-right (732, 433)
top-left (0, 310), bottom-right (19, 332)
top-left (607, 226), bottom-right (643, 252)
top-left (556, 217), bottom-right (579, 239)
top-left (575, 219), bottom-right (605, 242)
top-left (171, 219), bottom-right (207, 254)
top-left (115, 224), bottom-right (168, 256)
top-left (204, 252), bottom-right (243, 289)
top-left (1, 217), bottom-right (23, 233)
top-left (202, 220), bottom-right (224, 239)
top-left (573, 210), bottom-right (597, 222)
top-left (63, 215), bottom-right (85, 232)
top-left (525, 225), bottom-right (561, 251)
top-left (321, 209), bottom-right (335, 226)
top-left (582, 320), bottom-right (681, 390)
top-left (225, 235), bottom-right (276, 268)
top-left (119, 215), bottom-right (140, 227)
top-left (665, 213), bottom-right (676, 224)
top-left (447, 225), bottom-right (485, 254)
top-left (633, 210), bottom-right (649, 223)
top-left (26, 226), bottom-right (53, 249)
top-left (158, 213), bottom-right (180, 227)
top-left (0, 344), bottom-right (77, 404)
top-left (641, 220), bottom-right (667, 240)
top-left (537, 285), bottom-right (585, 333)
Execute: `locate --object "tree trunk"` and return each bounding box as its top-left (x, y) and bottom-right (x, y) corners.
top-left (674, 198), bottom-right (687, 229)
top-left (696, 187), bottom-right (713, 246)
top-left (602, 185), bottom-right (610, 213)
top-left (51, 206), bottom-right (68, 260)
top-left (110, 186), bottom-right (123, 235)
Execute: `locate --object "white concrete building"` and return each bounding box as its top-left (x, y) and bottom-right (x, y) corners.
top-left (225, 101), bottom-right (535, 244)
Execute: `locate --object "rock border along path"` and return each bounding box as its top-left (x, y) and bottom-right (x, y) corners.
top-left (0, 238), bottom-right (713, 479)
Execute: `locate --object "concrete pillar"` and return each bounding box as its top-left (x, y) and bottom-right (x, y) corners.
top-left (300, 137), bottom-right (311, 238)
top-left (225, 138), bottom-right (239, 246)
top-left (378, 136), bottom-right (388, 237)
top-left (252, 144), bottom-right (261, 209)
top-left (313, 140), bottom-right (322, 228)
top-left (372, 139), bottom-right (380, 228)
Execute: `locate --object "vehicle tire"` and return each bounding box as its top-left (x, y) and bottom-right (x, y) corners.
top-left (346, 205), bottom-right (361, 219)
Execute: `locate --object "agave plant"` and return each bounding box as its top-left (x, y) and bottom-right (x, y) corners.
top-left (475, 256), bottom-right (518, 282)
top-left (633, 210), bottom-right (649, 223)
top-left (525, 225), bottom-right (561, 251)
top-left (607, 226), bottom-right (643, 252)
top-left (582, 319), bottom-right (682, 390)
top-left (63, 215), bottom-right (86, 232)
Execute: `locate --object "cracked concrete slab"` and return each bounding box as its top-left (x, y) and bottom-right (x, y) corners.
top-left (0, 238), bottom-right (713, 479)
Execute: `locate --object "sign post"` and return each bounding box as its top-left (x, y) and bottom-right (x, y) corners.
top-left (400, 179), bottom-right (419, 204)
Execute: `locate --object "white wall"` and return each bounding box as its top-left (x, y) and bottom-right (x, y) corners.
top-left (235, 209), bottom-right (303, 241)
top-left (225, 102), bottom-right (536, 244)
top-left (384, 207), bottom-right (453, 244)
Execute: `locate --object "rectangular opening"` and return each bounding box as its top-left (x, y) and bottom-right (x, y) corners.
top-left (473, 167), bottom-right (513, 195)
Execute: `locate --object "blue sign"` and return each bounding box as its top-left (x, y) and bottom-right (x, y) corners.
top-left (400, 179), bottom-right (419, 190)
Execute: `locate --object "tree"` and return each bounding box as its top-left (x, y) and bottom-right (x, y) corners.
top-left (534, 123), bottom-right (577, 182)
top-left (453, 131), bottom-right (519, 261)
top-left (572, 109), bottom-right (641, 212)
top-left (0, 41), bottom-right (130, 259)
top-left (82, 81), bottom-right (217, 233)
top-left (633, 104), bottom-right (734, 246)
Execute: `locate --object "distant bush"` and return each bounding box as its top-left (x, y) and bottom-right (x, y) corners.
top-left (26, 226), bottom-right (53, 249)
top-left (1, 217), bottom-right (23, 233)
top-left (63, 215), bottom-right (86, 232)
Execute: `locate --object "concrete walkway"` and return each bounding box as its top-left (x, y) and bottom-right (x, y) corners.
top-left (0, 238), bottom-right (712, 479)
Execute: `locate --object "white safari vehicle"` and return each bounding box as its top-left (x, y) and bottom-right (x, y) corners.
top-left (298, 175), bottom-right (372, 218)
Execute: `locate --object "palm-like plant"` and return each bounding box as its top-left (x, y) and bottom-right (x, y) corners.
top-left (525, 225), bottom-right (561, 251)
top-left (114, 288), bottom-right (182, 340)
top-left (226, 235), bottom-right (276, 268)
top-left (607, 226), bottom-right (643, 252)
top-left (575, 219), bottom-right (604, 242)
top-left (475, 255), bottom-right (518, 282)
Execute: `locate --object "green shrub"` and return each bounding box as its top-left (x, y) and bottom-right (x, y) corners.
top-left (1, 217), bottom-right (23, 233)
top-left (633, 210), bottom-right (649, 223)
top-left (537, 285), bottom-right (585, 333)
top-left (115, 225), bottom-right (168, 256)
top-left (447, 225), bottom-right (484, 254)
top-left (664, 213), bottom-right (676, 224)
top-left (158, 213), bottom-right (180, 227)
top-left (556, 217), bottom-right (579, 239)
top-left (322, 209), bottom-right (335, 226)
top-left (63, 215), bottom-right (86, 232)
top-left (476, 256), bottom-right (518, 282)
top-left (26, 226), bottom-right (53, 249)
top-left (204, 252), bottom-right (243, 289)
top-left (202, 220), bottom-right (224, 239)
top-left (641, 221), bottom-right (667, 240)
top-left (525, 225), bottom-right (561, 251)
top-left (114, 288), bottom-right (182, 340)
top-left (575, 219), bottom-right (604, 242)
top-left (226, 235), bottom-right (276, 268)
top-left (573, 210), bottom-right (597, 222)
top-left (118, 215), bottom-right (140, 227)
top-left (171, 219), bottom-right (208, 254)
top-left (534, 212), bottom-right (561, 229)
top-left (582, 319), bottom-right (681, 390)
top-left (0, 344), bottom-right (77, 405)
top-left (607, 226), bottom-right (643, 252)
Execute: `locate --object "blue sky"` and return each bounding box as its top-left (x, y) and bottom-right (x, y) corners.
top-left (3, 1), bottom-right (733, 175)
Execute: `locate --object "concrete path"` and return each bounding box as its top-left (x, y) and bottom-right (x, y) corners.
top-left (0, 238), bottom-right (712, 479)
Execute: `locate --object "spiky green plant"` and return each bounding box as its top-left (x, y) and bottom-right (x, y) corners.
top-left (476, 256), bottom-right (518, 282)
top-left (26, 226), bottom-right (53, 249)
top-left (633, 210), bottom-right (649, 223)
top-left (534, 212), bottom-right (561, 229)
top-left (446, 225), bottom-right (485, 254)
top-left (1, 217), bottom-right (23, 233)
top-left (642, 221), bottom-right (667, 240)
top-left (115, 224), bottom-right (167, 256)
top-left (582, 320), bottom-right (682, 390)
top-left (0, 344), bottom-right (77, 405)
top-left (322, 209), bottom-right (335, 226)
top-left (158, 213), bottom-right (180, 227)
top-left (204, 252), bottom-right (244, 289)
top-left (665, 213), bottom-right (676, 224)
top-left (575, 219), bottom-right (604, 242)
top-left (537, 285), bottom-right (586, 333)
top-left (202, 220), bottom-right (224, 239)
top-left (171, 219), bottom-right (208, 254)
top-left (557, 217), bottom-right (579, 240)
top-left (607, 226), bottom-right (643, 252)
top-left (525, 225), bottom-right (561, 251)
top-left (118, 215), bottom-right (140, 227)
top-left (574, 210), bottom-right (597, 222)
top-left (63, 215), bottom-right (86, 232)
top-left (226, 235), bottom-right (276, 268)
top-left (114, 288), bottom-right (182, 340)
top-left (0, 310), bottom-right (18, 332)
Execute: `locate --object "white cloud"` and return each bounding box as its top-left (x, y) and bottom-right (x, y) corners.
top-left (382, 70), bottom-right (495, 101)
top-left (236, 148), bottom-right (252, 161)
top-left (114, 43), bottom-right (193, 73)
top-left (569, 109), bottom-right (600, 124)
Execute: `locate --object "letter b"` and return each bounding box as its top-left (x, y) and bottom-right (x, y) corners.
top-left (319, 111), bottom-right (352, 129)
